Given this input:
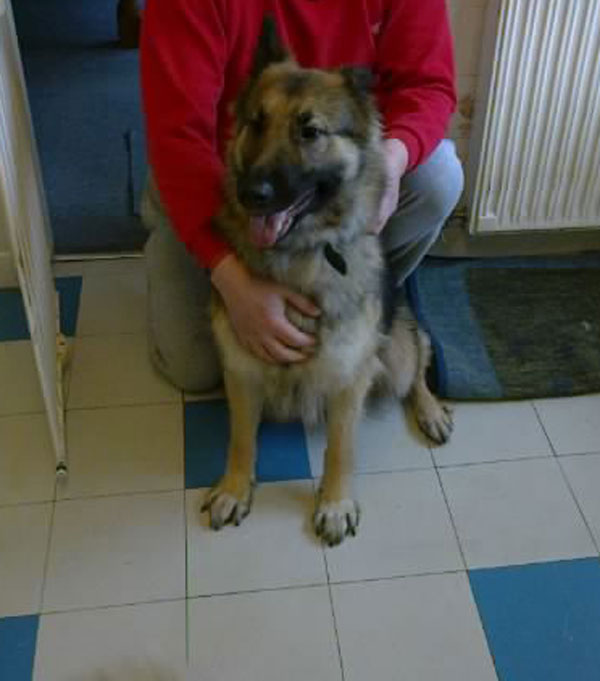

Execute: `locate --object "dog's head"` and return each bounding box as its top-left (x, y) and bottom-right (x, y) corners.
top-left (229, 16), bottom-right (382, 250)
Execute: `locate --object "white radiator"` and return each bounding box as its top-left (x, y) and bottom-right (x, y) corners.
top-left (468, 0), bottom-right (600, 234)
top-left (0, 0), bottom-right (67, 470)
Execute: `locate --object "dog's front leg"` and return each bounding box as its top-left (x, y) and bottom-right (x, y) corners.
top-left (202, 370), bottom-right (263, 530)
top-left (315, 373), bottom-right (371, 546)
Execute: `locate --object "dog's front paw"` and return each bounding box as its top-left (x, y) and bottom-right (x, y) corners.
top-left (314, 498), bottom-right (360, 547)
top-left (414, 393), bottom-right (454, 445)
top-left (201, 476), bottom-right (254, 530)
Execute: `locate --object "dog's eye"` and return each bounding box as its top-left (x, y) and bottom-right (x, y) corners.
top-left (300, 125), bottom-right (323, 142)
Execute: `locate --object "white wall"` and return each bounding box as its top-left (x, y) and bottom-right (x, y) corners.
top-left (447, 0), bottom-right (490, 177)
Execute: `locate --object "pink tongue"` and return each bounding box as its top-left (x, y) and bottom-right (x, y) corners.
top-left (249, 211), bottom-right (290, 248)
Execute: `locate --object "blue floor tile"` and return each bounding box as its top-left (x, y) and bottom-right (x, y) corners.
top-left (0, 288), bottom-right (29, 341)
top-left (185, 400), bottom-right (311, 488)
top-left (469, 558), bottom-right (600, 681)
top-left (56, 276), bottom-right (83, 337)
top-left (0, 276), bottom-right (81, 341)
top-left (0, 615), bottom-right (39, 681)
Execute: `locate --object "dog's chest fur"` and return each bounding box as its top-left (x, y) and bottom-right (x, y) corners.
top-left (211, 234), bottom-right (384, 424)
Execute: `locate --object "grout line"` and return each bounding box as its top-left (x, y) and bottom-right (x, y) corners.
top-left (53, 487), bottom-right (185, 504)
top-left (532, 402), bottom-right (600, 557)
top-left (65, 401), bottom-right (182, 415)
top-left (328, 568), bottom-right (467, 587)
top-left (187, 582), bottom-right (331, 602)
top-left (353, 462), bottom-right (435, 475)
top-left (181, 390), bottom-right (191, 666)
top-left (434, 452), bottom-right (554, 469)
top-left (185, 568), bottom-right (472, 601)
top-left (312, 477), bottom-right (346, 681)
top-left (432, 465), bottom-right (469, 571)
top-left (0, 497), bottom-right (56, 510)
top-left (35, 569), bottom-right (490, 620)
top-left (326, 579), bottom-right (346, 681)
top-left (66, 399), bottom-right (181, 413)
top-left (465, 574), bottom-right (503, 681)
top-left (433, 441), bottom-right (501, 681)
top-left (39, 596), bottom-right (186, 618)
top-left (38, 498), bottom-right (57, 615)
top-left (313, 454), bottom-right (564, 477)
top-left (556, 450), bottom-right (600, 459)
top-left (42, 561), bottom-right (591, 619)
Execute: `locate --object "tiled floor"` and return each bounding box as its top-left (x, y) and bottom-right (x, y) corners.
top-left (2, 258), bottom-right (600, 680)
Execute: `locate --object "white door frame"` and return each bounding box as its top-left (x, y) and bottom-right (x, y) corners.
top-left (0, 0), bottom-right (68, 473)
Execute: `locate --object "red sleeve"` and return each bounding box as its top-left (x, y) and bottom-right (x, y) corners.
top-left (376, 0), bottom-right (457, 170)
top-left (140, 0), bottom-right (231, 269)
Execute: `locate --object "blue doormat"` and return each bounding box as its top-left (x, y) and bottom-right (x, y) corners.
top-left (408, 254), bottom-right (600, 400)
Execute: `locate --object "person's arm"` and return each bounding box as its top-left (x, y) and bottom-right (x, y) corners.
top-left (376, 0), bottom-right (457, 171)
top-left (141, 1), bottom-right (319, 363)
top-left (140, 0), bottom-right (231, 269)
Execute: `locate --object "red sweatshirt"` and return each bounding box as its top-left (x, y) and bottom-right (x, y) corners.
top-left (140, 0), bottom-right (456, 269)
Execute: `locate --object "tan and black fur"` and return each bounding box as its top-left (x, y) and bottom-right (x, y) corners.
top-left (203, 18), bottom-right (453, 545)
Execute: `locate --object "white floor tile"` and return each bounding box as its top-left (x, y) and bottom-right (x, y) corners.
top-left (535, 394), bottom-right (600, 455)
top-left (440, 458), bottom-right (595, 568)
top-left (332, 573), bottom-right (497, 681)
top-left (188, 587), bottom-right (342, 681)
top-left (43, 492), bottom-right (185, 611)
top-left (0, 341), bottom-right (44, 415)
top-left (77, 272), bottom-right (147, 336)
top-left (58, 404), bottom-right (183, 499)
top-left (306, 400), bottom-right (433, 478)
top-left (324, 470), bottom-right (462, 583)
top-left (186, 483), bottom-right (327, 596)
top-left (33, 599), bottom-right (187, 681)
top-left (561, 453), bottom-right (600, 547)
top-left (0, 414), bottom-right (55, 505)
top-left (67, 335), bottom-right (180, 409)
top-left (432, 401), bottom-right (552, 466)
top-left (0, 503), bottom-right (52, 616)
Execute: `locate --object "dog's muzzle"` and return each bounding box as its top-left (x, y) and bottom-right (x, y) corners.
top-left (247, 189), bottom-right (315, 248)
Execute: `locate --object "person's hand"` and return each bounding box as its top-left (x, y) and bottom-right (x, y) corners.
top-left (211, 255), bottom-right (320, 364)
top-left (369, 138), bottom-right (409, 235)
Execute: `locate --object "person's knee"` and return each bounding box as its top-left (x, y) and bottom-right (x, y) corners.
top-left (406, 140), bottom-right (465, 229)
top-left (140, 172), bottom-right (172, 235)
top-left (149, 334), bottom-right (222, 393)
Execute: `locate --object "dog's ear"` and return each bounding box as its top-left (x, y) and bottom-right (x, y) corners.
top-left (236, 15), bottom-right (289, 124)
top-left (340, 66), bottom-right (374, 97)
top-left (337, 67), bottom-right (377, 141)
top-left (251, 15), bottom-right (290, 78)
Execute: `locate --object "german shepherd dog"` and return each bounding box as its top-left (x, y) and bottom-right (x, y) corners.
top-left (203, 18), bottom-right (453, 546)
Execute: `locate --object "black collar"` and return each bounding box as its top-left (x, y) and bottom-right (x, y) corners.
top-left (324, 243), bottom-right (347, 275)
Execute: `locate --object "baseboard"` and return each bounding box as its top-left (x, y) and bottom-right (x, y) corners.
top-left (0, 251), bottom-right (17, 287)
top-left (433, 217), bottom-right (600, 258)
top-left (52, 252), bottom-right (143, 262)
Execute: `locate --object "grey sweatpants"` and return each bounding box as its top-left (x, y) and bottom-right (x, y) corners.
top-left (142, 140), bottom-right (464, 392)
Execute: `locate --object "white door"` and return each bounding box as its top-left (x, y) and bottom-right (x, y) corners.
top-left (0, 0), bottom-right (67, 472)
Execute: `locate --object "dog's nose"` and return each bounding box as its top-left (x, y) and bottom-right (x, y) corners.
top-left (245, 181), bottom-right (275, 208)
